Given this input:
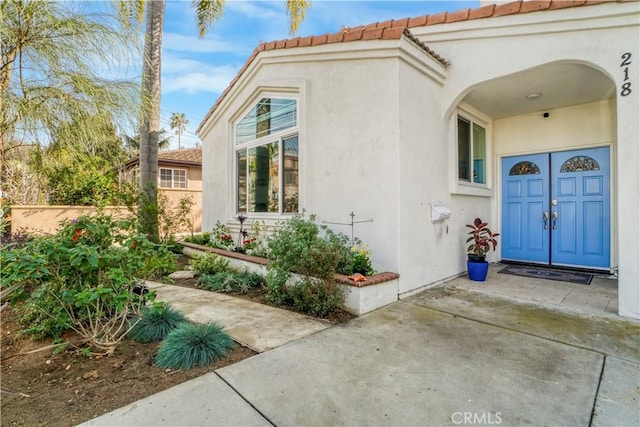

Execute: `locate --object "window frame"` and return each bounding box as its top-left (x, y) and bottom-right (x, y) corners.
top-left (457, 113), bottom-right (487, 186)
top-left (233, 95), bottom-right (300, 216)
top-left (450, 105), bottom-right (493, 197)
top-left (158, 167), bottom-right (188, 189)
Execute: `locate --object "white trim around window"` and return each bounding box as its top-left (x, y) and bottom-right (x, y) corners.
top-left (450, 105), bottom-right (493, 197)
top-left (233, 94), bottom-right (300, 216)
top-left (159, 167), bottom-right (188, 189)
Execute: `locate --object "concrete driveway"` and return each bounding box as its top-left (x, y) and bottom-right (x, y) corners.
top-left (83, 285), bottom-right (640, 427)
top-left (218, 300), bottom-right (636, 426)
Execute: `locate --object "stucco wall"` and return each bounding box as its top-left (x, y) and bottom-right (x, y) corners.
top-left (200, 2), bottom-right (639, 318)
top-left (159, 189), bottom-right (202, 233)
top-left (9, 206), bottom-right (132, 235)
top-left (10, 189), bottom-right (202, 235)
top-left (200, 45), bottom-right (406, 274)
top-left (395, 53), bottom-right (492, 294)
top-left (414, 2), bottom-right (639, 318)
top-left (186, 167), bottom-right (202, 191)
top-left (493, 100), bottom-right (616, 157)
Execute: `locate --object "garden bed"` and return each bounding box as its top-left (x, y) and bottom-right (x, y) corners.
top-left (179, 241), bottom-right (400, 316)
top-left (171, 254), bottom-right (354, 323)
top-left (0, 305), bottom-right (256, 426)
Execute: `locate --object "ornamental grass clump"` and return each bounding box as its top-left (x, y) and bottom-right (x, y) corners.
top-left (129, 303), bottom-right (187, 343)
top-left (155, 322), bottom-right (235, 370)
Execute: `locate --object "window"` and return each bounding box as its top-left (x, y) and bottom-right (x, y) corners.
top-left (560, 156), bottom-right (599, 173)
top-left (458, 116), bottom-right (486, 185)
top-left (159, 168), bottom-right (187, 189)
top-left (236, 98), bottom-right (297, 144)
top-left (509, 161), bottom-right (540, 176)
top-left (235, 97), bottom-right (299, 214)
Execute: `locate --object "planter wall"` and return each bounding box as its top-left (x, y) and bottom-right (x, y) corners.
top-left (180, 241), bottom-right (399, 316)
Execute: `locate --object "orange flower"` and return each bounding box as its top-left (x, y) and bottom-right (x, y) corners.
top-left (72, 229), bottom-right (82, 242)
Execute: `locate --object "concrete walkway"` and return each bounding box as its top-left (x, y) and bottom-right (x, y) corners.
top-left (82, 280), bottom-right (640, 427)
top-left (145, 281), bottom-right (330, 353)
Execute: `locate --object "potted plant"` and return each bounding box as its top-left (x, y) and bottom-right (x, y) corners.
top-left (465, 217), bottom-right (500, 281)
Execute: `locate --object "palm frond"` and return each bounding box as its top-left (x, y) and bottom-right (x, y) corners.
top-left (192, 0), bottom-right (225, 38)
top-left (285, 0), bottom-right (311, 35)
top-left (115, 0), bottom-right (145, 29)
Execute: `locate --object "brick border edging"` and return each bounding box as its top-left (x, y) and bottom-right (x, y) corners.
top-left (178, 241), bottom-right (399, 288)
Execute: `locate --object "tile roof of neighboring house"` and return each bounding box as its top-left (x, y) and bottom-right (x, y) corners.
top-left (158, 148), bottom-right (202, 164)
top-left (122, 148), bottom-right (202, 169)
top-left (196, 0), bottom-right (629, 134)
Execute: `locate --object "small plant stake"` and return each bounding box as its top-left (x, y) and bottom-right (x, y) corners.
top-left (235, 215), bottom-right (248, 253)
top-left (323, 211), bottom-right (373, 245)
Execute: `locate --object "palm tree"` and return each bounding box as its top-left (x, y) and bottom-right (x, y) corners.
top-left (170, 112), bottom-right (189, 149)
top-left (123, 130), bottom-right (172, 154)
top-left (119, 0), bottom-right (310, 241)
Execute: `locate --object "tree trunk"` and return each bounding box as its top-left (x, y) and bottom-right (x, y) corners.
top-left (138, 0), bottom-right (164, 242)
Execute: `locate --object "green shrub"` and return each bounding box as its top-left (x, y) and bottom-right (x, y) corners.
top-left (266, 214), bottom-right (350, 280)
top-left (189, 253), bottom-right (229, 276)
top-left (184, 232), bottom-right (211, 246)
top-left (129, 303), bottom-right (187, 343)
top-left (265, 214), bottom-right (349, 310)
top-left (157, 194), bottom-right (194, 243)
top-left (155, 322), bottom-right (235, 370)
top-left (2, 214), bottom-right (160, 352)
top-left (196, 272), bottom-right (237, 292)
top-left (235, 270), bottom-right (266, 289)
top-left (341, 244), bottom-right (375, 276)
top-left (19, 283), bottom-right (73, 339)
top-left (288, 278), bottom-right (345, 318)
top-left (196, 270), bottom-right (265, 294)
top-left (265, 267), bottom-right (290, 306)
top-left (136, 242), bottom-right (179, 279)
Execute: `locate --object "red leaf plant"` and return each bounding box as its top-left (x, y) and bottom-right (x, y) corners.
top-left (465, 217), bottom-right (500, 257)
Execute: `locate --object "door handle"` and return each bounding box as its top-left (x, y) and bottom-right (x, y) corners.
top-left (552, 211), bottom-right (558, 230)
top-left (543, 212), bottom-right (549, 230)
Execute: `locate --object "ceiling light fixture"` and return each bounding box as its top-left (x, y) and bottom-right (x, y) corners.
top-left (526, 93), bottom-right (543, 100)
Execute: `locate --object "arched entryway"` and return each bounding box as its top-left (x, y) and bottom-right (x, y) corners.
top-left (458, 61), bottom-right (616, 272)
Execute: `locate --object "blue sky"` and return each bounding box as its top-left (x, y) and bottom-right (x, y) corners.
top-left (159, 1), bottom-right (480, 149)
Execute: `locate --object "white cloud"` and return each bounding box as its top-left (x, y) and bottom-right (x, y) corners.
top-left (163, 32), bottom-right (248, 54)
top-left (162, 53), bottom-right (210, 74)
top-left (163, 68), bottom-right (239, 95)
top-left (225, 1), bottom-right (283, 21)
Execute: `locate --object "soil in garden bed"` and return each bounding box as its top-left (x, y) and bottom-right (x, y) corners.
top-left (0, 306), bottom-right (256, 427)
top-left (171, 255), bottom-right (355, 324)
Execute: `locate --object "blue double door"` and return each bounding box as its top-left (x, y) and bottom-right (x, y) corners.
top-left (501, 147), bottom-right (610, 270)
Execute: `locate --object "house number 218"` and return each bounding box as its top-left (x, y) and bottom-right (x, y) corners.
top-left (620, 52), bottom-right (632, 97)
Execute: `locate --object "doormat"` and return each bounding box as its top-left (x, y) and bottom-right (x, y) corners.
top-left (498, 265), bottom-right (592, 285)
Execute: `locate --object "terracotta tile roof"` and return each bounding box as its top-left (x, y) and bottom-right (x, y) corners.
top-left (197, 0), bottom-right (629, 134)
top-left (122, 148), bottom-right (202, 169)
top-left (158, 148), bottom-right (202, 164)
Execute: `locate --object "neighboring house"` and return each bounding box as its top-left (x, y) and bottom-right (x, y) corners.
top-left (121, 148), bottom-right (203, 232)
top-left (197, 1), bottom-right (640, 319)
